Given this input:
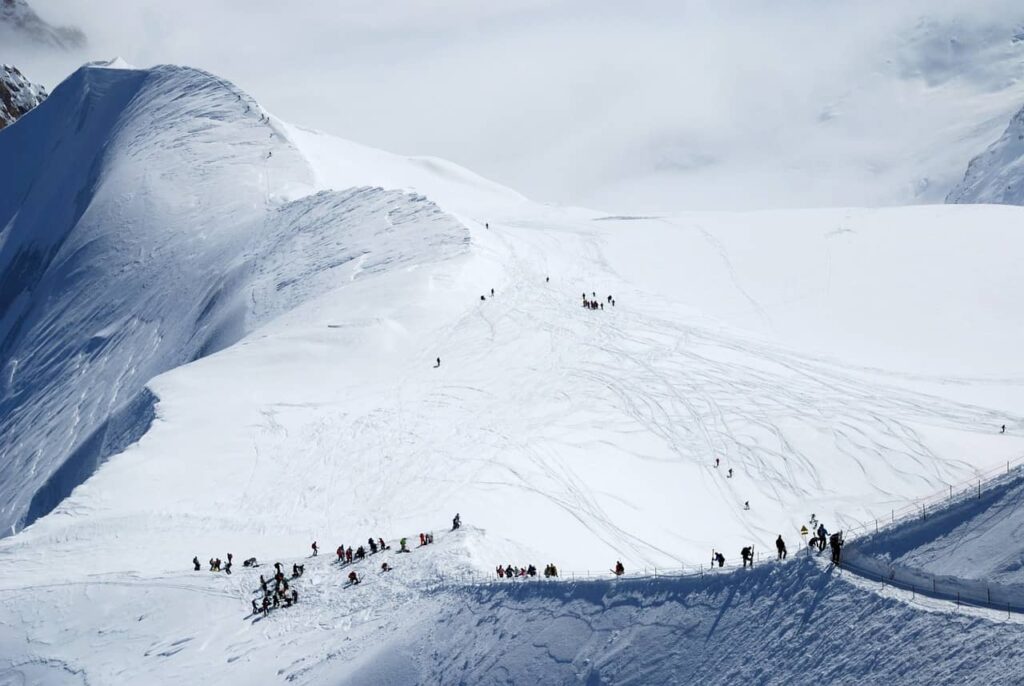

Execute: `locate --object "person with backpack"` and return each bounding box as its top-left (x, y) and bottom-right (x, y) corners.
top-left (776, 535), bottom-right (787, 560)
top-left (714, 551), bottom-right (725, 568)
top-left (613, 561), bottom-right (625, 576)
top-left (192, 556), bottom-right (201, 571)
top-left (816, 524), bottom-right (828, 551)
top-left (348, 571), bottom-right (360, 585)
top-left (311, 541), bottom-right (318, 556)
top-left (452, 513), bottom-right (461, 530)
top-left (741, 546), bottom-right (753, 568)
top-left (829, 532), bottom-right (844, 565)
top-left (369, 538), bottom-right (378, 554)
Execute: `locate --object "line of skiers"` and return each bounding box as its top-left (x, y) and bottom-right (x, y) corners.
top-left (334, 537), bottom-right (391, 565)
top-left (582, 292), bottom-right (615, 310)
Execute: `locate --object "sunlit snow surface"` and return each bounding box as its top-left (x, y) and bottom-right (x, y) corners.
top-left (0, 63), bottom-right (1023, 683)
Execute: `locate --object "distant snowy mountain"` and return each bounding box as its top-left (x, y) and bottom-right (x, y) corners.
top-left (0, 63), bottom-right (46, 129)
top-left (0, 0), bottom-right (85, 49)
top-left (947, 102), bottom-right (1024, 205)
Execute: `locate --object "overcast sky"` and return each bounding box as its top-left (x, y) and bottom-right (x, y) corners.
top-left (6, 1), bottom-right (1024, 211)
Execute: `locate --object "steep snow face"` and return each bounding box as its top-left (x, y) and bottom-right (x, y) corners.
top-left (0, 0), bottom-right (85, 49)
top-left (947, 103), bottom-right (1024, 205)
top-left (0, 63), bottom-right (46, 129)
top-left (0, 63), bottom-right (469, 536)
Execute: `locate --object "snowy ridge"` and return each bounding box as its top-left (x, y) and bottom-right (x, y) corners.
top-left (947, 102), bottom-right (1024, 205)
top-left (1, 61), bottom-right (1024, 683)
top-left (0, 62), bottom-right (469, 536)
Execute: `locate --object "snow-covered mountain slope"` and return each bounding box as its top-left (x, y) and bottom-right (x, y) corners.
top-left (0, 61), bottom-right (468, 536)
top-left (2, 62), bottom-right (1024, 682)
top-left (0, 63), bottom-right (46, 129)
top-left (947, 102), bottom-right (1024, 205)
top-left (0, 0), bottom-right (85, 49)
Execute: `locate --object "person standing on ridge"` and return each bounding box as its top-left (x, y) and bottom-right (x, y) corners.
top-left (741, 546), bottom-right (753, 568)
top-left (452, 513), bottom-right (461, 530)
top-left (192, 556), bottom-right (201, 571)
top-left (311, 541), bottom-right (318, 557)
top-left (613, 561), bottom-right (625, 576)
top-left (1002, 424), bottom-right (1007, 434)
top-left (816, 523), bottom-right (828, 551)
top-left (776, 535), bottom-right (787, 560)
top-left (727, 468), bottom-right (733, 478)
top-left (435, 357), bottom-right (441, 368)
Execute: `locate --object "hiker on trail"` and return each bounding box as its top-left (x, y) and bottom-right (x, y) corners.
top-left (435, 357), bottom-right (441, 368)
top-left (816, 524), bottom-right (828, 551)
top-left (453, 513), bottom-right (461, 530)
top-left (741, 546), bottom-right (753, 568)
top-left (829, 532), bottom-right (843, 565)
top-left (348, 571), bottom-right (360, 585)
top-left (715, 551), bottom-right (725, 568)
top-left (727, 468), bottom-right (733, 478)
top-left (337, 545), bottom-right (345, 562)
top-left (744, 501), bottom-right (750, 510)
top-left (193, 556), bottom-right (201, 571)
top-left (614, 561), bottom-right (625, 576)
top-left (311, 541), bottom-right (318, 556)
top-left (776, 536), bottom-right (787, 560)
top-left (399, 538), bottom-right (409, 553)
top-left (369, 538), bottom-right (378, 554)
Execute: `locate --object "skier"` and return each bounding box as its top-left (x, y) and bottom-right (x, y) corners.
top-left (337, 545), bottom-right (345, 562)
top-left (435, 357), bottom-right (441, 368)
top-left (776, 535), bottom-right (787, 560)
top-left (452, 513), bottom-right (461, 530)
top-left (715, 551), bottom-right (725, 568)
top-left (741, 546), bottom-right (753, 569)
top-left (1002, 424), bottom-right (1007, 434)
top-left (490, 288), bottom-right (495, 297)
top-left (355, 546), bottom-right (366, 560)
top-left (714, 458), bottom-right (719, 468)
top-left (727, 468), bottom-right (733, 478)
top-left (348, 571), bottom-right (360, 585)
top-left (192, 556), bottom-right (201, 571)
top-left (607, 295), bottom-right (612, 304)
top-left (369, 538), bottom-right (378, 554)
top-left (829, 532), bottom-right (843, 565)
top-left (816, 524), bottom-right (828, 552)
top-left (311, 541), bottom-right (318, 557)
top-left (546, 277), bottom-right (550, 283)
top-left (419, 533), bottom-right (426, 546)
top-left (378, 538), bottom-right (388, 551)
top-left (399, 538), bottom-right (409, 553)
top-left (292, 563), bottom-right (304, 578)
top-left (613, 561), bottom-right (625, 576)
top-left (346, 547), bottom-right (353, 562)
top-left (251, 599), bottom-right (259, 615)
top-left (744, 501), bottom-right (750, 510)
top-left (224, 558), bottom-right (233, 575)
top-left (381, 562), bottom-right (392, 572)
top-left (260, 575), bottom-right (268, 593)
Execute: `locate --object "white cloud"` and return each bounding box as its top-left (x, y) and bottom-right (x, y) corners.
top-left (7, 0), bottom-right (1024, 210)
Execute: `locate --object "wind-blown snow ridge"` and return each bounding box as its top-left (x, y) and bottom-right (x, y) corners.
top-left (0, 62), bottom-right (469, 535)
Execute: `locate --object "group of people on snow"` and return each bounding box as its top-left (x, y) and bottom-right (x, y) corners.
top-left (582, 292), bottom-right (615, 311)
top-left (195, 553), bottom-right (234, 575)
top-left (251, 561), bottom-right (301, 616)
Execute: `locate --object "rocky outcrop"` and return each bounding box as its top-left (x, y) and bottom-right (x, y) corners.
top-left (0, 63), bottom-right (47, 130)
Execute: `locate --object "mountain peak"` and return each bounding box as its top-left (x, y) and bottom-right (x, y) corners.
top-left (0, 63), bottom-right (46, 130)
top-left (0, 0), bottom-right (86, 49)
